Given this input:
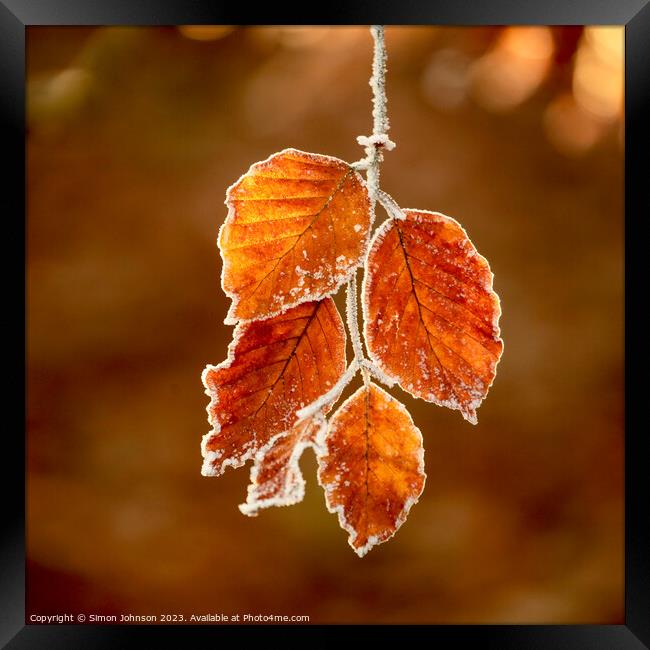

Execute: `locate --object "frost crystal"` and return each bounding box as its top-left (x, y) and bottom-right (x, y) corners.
top-left (356, 134), bottom-right (396, 151)
top-left (377, 189), bottom-right (406, 221)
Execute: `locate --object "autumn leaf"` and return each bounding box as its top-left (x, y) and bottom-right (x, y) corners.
top-left (363, 209), bottom-right (503, 424)
top-left (239, 415), bottom-right (324, 516)
top-left (317, 383), bottom-right (426, 557)
top-left (220, 148), bottom-right (372, 324)
top-left (201, 298), bottom-right (346, 477)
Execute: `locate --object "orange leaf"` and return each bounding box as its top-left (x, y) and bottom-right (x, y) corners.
top-left (201, 298), bottom-right (346, 477)
top-left (239, 416), bottom-right (324, 516)
top-left (220, 148), bottom-right (372, 324)
top-left (363, 209), bottom-right (503, 424)
top-left (318, 383), bottom-right (426, 557)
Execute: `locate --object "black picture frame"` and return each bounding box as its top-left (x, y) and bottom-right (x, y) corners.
top-left (3, 1), bottom-right (647, 646)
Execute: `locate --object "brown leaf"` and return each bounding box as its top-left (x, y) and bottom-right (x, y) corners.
top-left (239, 415), bottom-right (324, 516)
top-left (201, 298), bottom-right (346, 477)
top-left (317, 383), bottom-right (426, 557)
top-left (220, 148), bottom-right (372, 324)
top-left (363, 209), bottom-right (503, 424)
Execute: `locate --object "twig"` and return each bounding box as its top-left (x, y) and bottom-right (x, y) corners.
top-left (346, 24), bottom-right (395, 384)
top-left (296, 25), bottom-right (395, 423)
top-left (353, 26), bottom-right (396, 199)
top-left (360, 358), bottom-right (396, 387)
top-left (370, 25), bottom-right (389, 137)
top-left (377, 189), bottom-right (406, 220)
top-left (347, 273), bottom-right (370, 385)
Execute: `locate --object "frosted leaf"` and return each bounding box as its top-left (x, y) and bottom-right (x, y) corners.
top-left (362, 209), bottom-right (503, 424)
top-left (201, 298), bottom-right (346, 476)
top-left (317, 383), bottom-right (426, 557)
top-left (219, 148), bottom-right (372, 324)
top-left (239, 415), bottom-right (326, 516)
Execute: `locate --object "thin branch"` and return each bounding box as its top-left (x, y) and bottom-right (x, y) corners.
top-left (299, 26), bottom-right (395, 422)
top-left (346, 24), bottom-right (395, 386)
top-left (343, 24), bottom-right (395, 391)
top-left (360, 358), bottom-right (396, 387)
top-left (377, 189), bottom-right (406, 221)
top-left (356, 25), bottom-right (395, 200)
top-left (347, 273), bottom-right (370, 385)
top-left (370, 25), bottom-right (390, 138)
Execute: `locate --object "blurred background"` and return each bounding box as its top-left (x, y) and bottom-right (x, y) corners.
top-left (26, 26), bottom-right (623, 624)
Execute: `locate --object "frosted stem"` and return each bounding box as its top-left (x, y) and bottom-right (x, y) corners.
top-left (347, 273), bottom-right (370, 385)
top-left (318, 24), bottom-right (394, 420)
top-left (360, 358), bottom-right (396, 387)
top-left (351, 26), bottom-right (395, 189)
top-left (360, 25), bottom-right (394, 202)
top-left (347, 23), bottom-right (394, 373)
top-left (342, 24), bottom-right (395, 393)
top-left (377, 189), bottom-right (405, 221)
top-left (370, 25), bottom-right (389, 141)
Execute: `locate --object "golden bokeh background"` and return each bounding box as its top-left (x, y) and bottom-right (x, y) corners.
top-left (27, 26), bottom-right (623, 624)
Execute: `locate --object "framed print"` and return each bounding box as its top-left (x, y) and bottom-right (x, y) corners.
top-left (3, 0), bottom-right (648, 646)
